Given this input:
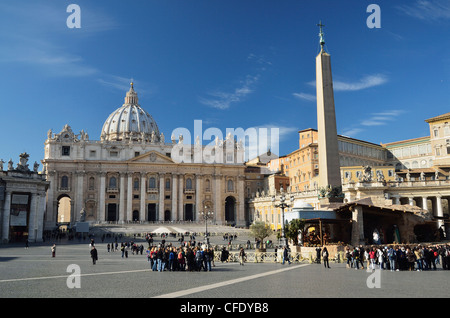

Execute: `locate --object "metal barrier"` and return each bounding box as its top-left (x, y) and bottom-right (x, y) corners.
top-left (215, 251), bottom-right (308, 263)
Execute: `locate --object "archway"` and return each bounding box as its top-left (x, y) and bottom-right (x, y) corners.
top-left (57, 195), bottom-right (71, 227)
top-left (225, 196), bottom-right (236, 224)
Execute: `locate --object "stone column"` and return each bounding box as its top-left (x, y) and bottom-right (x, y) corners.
top-left (159, 173), bottom-right (165, 221)
top-left (178, 175), bottom-right (184, 220)
top-left (214, 174), bottom-right (223, 224)
top-left (195, 174), bottom-right (202, 221)
top-left (2, 190), bottom-right (12, 243)
top-left (36, 192), bottom-right (46, 242)
top-left (119, 173), bottom-right (125, 222)
top-left (46, 171), bottom-right (56, 224)
top-left (28, 193), bottom-right (38, 242)
top-left (74, 171), bottom-right (84, 222)
top-left (436, 195), bottom-right (444, 229)
top-left (126, 173), bottom-right (133, 222)
top-left (421, 196), bottom-right (428, 211)
top-left (351, 205), bottom-right (365, 246)
top-left (237, 176), bottom-right (245, 227)
top-left (172, 174), bottom-right (178, 221)
top-left (98, 172), bottom-right (106, 222)
top-left (140, 172), bottom-right (146, 222)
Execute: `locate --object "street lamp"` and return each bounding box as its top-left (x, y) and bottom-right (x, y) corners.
top-left (200, 206), bottom-right (214, 245)
top-left (272, 187), bottom-right (294, 247)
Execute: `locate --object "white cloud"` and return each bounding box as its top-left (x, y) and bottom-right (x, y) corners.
top-left (397, 0), bottom-right (450, 21)
top-left (308, 74), bottom-right (388, 92)
top-left (293, 92), bottom-right (316, 102)
top-left (342, 110), bottom-right (404, 137)
top-left (340, 128), bottom-right (364, 138)
top-left (333, 74), bottom-right (388, 91)
top-left (199, 74), bottom-right (260, 110)
top-left (361, 110), bottom-right (404, 126)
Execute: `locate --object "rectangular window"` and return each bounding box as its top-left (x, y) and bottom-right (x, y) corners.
top-left (110, 151), bottom-right (118, 157)
top-left (62, 146), bottom-right (70, 156)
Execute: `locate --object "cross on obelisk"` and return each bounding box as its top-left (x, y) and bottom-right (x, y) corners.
top-left (317, 21), bottom-right (325, 50)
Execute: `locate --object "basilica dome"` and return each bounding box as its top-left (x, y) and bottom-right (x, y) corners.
top-left (101, 83), bottom-right (160, 142)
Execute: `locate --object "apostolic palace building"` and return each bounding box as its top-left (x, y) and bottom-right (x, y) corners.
top-left (1, 27), bottom-right (449, 246)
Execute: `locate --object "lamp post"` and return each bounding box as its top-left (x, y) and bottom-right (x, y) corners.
top-left (200, 206), bottom-right (214, 245)
top-left (272, 187), bottom-right (294, 247)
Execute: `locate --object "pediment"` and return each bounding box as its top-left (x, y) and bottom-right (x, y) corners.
top-left (129, 150), bottom-right (175, 164)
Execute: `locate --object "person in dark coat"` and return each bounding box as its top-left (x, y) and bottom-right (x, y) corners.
top-left (322, 247), bottom-right (330, 268)
top-left (90, 246), bottom-right (98, 265)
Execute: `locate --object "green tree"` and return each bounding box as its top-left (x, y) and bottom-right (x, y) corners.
top-left (249, 221), bottom-right (273, 245)
top-left (285, 219), bottom-right (305, 246)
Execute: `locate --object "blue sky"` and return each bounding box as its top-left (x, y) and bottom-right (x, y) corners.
top-left (0, 0), bottom-right (449, 167)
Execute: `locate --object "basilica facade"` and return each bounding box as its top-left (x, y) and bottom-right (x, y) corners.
top-left (42, 83), bottom-right (247, 229)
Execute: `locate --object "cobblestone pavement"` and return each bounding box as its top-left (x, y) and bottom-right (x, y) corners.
top-left (1, 233), bottom-right (450, 300)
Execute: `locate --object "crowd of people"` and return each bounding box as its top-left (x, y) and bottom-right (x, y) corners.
top-left (344, 244), bottom-right (450, 271)
top-left (103, 237), bottom-right (226, 272)
top-left (146, 245), bottom-right (216, 272)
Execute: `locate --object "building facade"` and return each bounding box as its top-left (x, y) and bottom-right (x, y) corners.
top-left (42, 84), bottom-right (247, 229)
top-left (0, 153), bottom-right (49, 243)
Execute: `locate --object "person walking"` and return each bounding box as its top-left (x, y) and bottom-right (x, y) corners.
top-left (90, 246), bottom-right (98, 265)
top-left (322, 247), bottom-right (330, 268)
top-left (239, 247), bottom-right (246, 266)
top-left (387, 245), bottom-right (396, 271)
top-left (51, 244), bottom-right (56, 257)
top-left (369, 247), bottom-right (376, 271)
top-left (282, 246), bottom-right (291, 265)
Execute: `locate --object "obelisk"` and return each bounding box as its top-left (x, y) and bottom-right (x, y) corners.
top-left (316, 22), bottom-right (341, 188)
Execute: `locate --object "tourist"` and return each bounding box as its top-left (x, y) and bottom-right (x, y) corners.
top-left (186, 247), bottom-right (195, 271)
top-left (90, 246), bottom-right (98, 265)
top-left (168, 247), bottom-right (175, 271)
top-left (51, 244), bottom-right (56, 257)
top-left (322, 247), bottom-right (330, 268)
top-left (195, 247), bottom-right (204, 271)
top-left (315, 246), bottom-right (321, 264)
top-left (345, 246), bottom-right (352, 268)
top-left (204, 247), bottom-right (212, 271)
top-left (178, 248), bottom-right (186, 271)
top-left (376, 247), bottom-right (385, 270)
top-left (358, 245), bottom-right (365, 269)
top-left (220, 247), bottom-right (229, 263)
top-left (387, 245), bottom-right (396, 271)
top-left (364, 247), bottom-right (370, 269)
top-left (369, 247), bottom-right (376, 271)
top-left (413, 246), bottom-right (423, 271)
top-left (239, 247), bottom-right (246, 266)
top-left (351, 247), bottom-right (360, 270)
top-left (405, 246), bottom-right (416, 271)
top-left (282, 246), bottom-right (291, 265)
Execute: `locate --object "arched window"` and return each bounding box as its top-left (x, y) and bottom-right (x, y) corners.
top-left (205, 179), bottom-right (211, 192)
top-left (61, 176), bottom-right (69, 189)
top-left (109, 176), bottom-right (117, 189)
top-left (186, 178), bottom-right (192, 189)
top-left (149, 177), bottom-right (156, 189)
